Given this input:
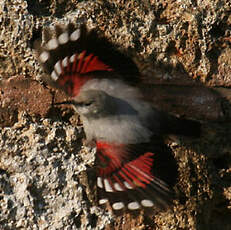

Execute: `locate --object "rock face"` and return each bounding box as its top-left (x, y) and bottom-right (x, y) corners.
top-left (0, 0), bottom-right (231, 229)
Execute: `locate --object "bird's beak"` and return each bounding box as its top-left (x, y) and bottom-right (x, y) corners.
top-left (54, 100), bottom-right (80, 106)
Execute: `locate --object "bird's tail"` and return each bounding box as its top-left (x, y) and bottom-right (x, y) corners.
top-left (161, 113), bottom-right (201, 137)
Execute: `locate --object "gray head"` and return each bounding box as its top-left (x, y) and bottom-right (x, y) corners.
top-left (55, 90), bottom-right (117, 118)
top-left (56, 89), bottom-right (139, 119)
top-left (74, 90), bottom-right (117, 118)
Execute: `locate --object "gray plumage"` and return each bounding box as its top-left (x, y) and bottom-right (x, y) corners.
top-left (71, 78), bottom-right (200, 144)
top-left (72, 79), bottom-right (161, 144)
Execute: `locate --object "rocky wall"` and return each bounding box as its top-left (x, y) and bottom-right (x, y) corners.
top-left (0, 0), bottom-right (231, 229)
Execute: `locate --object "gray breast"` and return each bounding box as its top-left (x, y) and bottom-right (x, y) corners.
top-left (81, 78), bottom-right (161, 143)
top-left (83, 115), bottom-right (153, 144)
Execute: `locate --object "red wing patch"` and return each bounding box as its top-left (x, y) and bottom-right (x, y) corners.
top-left (95, 141), bottom-right (174, 212)
top-left (34, 24), bottom-right (113, 97)
top-left (75, 51), bottom-right (113, 74)
top-left (54, 52), bottom-right (113, 96)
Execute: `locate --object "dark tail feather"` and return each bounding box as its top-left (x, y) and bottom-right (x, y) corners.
top-left (162, 113), bottom-right (201, 137)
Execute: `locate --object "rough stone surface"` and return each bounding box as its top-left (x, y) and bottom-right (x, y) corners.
top-left (0, 0), bottom-right (231, 229)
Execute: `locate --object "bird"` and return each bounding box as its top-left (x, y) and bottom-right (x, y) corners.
top-left (34, 22), bottom-right (201, 213)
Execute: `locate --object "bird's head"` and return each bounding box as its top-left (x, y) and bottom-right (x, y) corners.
top-left (55, 90), bottom-right (116, 118)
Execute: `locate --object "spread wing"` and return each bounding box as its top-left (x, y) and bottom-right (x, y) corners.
top-left (95, 139), bottom-right (178, 213)
top-left (34, 23), bottom-right (140, 97)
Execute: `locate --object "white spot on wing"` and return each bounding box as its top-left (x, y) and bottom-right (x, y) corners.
top-left (62, 57), bottom-right (68, 67)
top-left (54, 61), bottom-right (62, 75)
top-left (127, 201), bottom-right (140, 210)
top-left (104, 179), bottom-right (113, 192)
top-left (51, 71), bottom-right (58, 80)
top-left (70, 29), bottom-right (80, 41)
top-left (141, 199), bottom-right (154, 207)
top-left (124, 181), bottom-right (133, 189)
top-left (99, 198), bottom-right (108, 205)
top-left (112, 202), bottom-right (125, 210)
top-left (97, 177), bottom-right (103, 188)
top-left (47, 38), bottom-right (58, 50)
top-left (114, 183), bottom-right (124, 191)
top-left (58, 32), bottom-right (68, 44)
top-left (70, 54), bottom-right (76, 63)
top-left (39, 51), bottom-right (49, 63)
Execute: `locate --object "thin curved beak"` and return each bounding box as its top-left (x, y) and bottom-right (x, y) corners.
top-left (54, 100), bottom-right (79, 106)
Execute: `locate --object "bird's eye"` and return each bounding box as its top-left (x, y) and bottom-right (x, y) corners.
top-left (84, 101), bottom-right (93, 106)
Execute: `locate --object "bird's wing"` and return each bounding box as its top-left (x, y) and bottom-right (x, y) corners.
top-left (94, 140), bottom-right (178, 213)
top-left (33, 23), bottom-right (140, 97)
